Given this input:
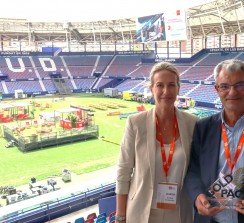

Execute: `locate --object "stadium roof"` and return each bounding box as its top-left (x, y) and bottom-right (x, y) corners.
top-left (2, 0), bottom-right (212, 22)
top-left (0, 0), bottom-right (243, 45)
top-left (188, 0), bottom-right (244, 37)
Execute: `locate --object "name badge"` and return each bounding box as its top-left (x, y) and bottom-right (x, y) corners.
top-left (156, 182), bottom-right (178, 210)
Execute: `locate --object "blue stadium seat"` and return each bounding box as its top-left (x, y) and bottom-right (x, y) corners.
top-left (74, 216), bottom-right (85, 223)
top-left (95, 216), bottom-right (106, 223)
top-left (109, 215), bottom-right (115, 223)
top-left (97, 212), bottom-right (107, 219)
top-left (98, 195), bottom-right (116, 218)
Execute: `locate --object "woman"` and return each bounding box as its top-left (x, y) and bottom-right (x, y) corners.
top-left (115, 62), bottom-right (198, 223)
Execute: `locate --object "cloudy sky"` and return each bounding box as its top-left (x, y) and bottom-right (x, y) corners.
top-left (1, 0), bottom-right (214, 22)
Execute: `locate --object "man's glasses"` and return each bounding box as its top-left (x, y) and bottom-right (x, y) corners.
top-left (216, 82), bottom-right (244, 92)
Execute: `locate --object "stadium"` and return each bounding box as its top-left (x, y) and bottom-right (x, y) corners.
top-left (0, 0), bottom-right (243, 222)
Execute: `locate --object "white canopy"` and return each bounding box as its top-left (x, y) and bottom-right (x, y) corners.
top-left (40, 112), bottom-right (60, 120)
top-left (55, 108), bottom-right (79, 114)
top-left (0, 103), bottom-right (14, 109)
top-left (11, 102), bottom-right (31, 107)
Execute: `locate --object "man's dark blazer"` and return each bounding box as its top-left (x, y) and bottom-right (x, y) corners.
top-left (184, 112), bottom-right (244, 223)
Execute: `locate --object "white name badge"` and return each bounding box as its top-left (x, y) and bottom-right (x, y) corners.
top-left (156, 182), bottom-right (178, 210)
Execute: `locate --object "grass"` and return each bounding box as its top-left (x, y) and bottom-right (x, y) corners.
top-left (0, 94), bottom-right (153, 186)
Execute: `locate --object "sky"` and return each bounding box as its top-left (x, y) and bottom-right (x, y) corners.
top-left (1, 0), bottom-right (214, 22)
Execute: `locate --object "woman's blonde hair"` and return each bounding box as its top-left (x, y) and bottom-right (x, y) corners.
top-left (148, 61), bottom-right (180, 88)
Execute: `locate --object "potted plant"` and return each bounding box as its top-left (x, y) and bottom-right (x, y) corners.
top-left (30, 133), bottom-right (38, 143)
top-left (30, 108), bottom-right (36, 119)
top-left (67, 113), bottom-right (77, 128)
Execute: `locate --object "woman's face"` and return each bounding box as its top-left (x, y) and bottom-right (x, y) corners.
top-left (150, 70), bottom-right (179, 109)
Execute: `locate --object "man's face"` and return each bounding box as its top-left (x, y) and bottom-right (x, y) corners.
top-left (215, 68), bottom-right (244, 114)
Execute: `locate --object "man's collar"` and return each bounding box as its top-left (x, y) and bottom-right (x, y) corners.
top-left (221, 110), bottom-right (244, 130)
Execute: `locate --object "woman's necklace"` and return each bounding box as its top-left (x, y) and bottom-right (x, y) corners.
top-left (162, 122), bottom-right (172, 132)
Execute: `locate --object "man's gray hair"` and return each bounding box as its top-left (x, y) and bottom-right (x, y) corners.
top-left (213, 59), bottom-right (244, 81)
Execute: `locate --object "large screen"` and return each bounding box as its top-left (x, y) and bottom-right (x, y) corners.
top-left (136, 13), bottom-right (166, 43)
top-left (136, 9), bottom-right (187, 42)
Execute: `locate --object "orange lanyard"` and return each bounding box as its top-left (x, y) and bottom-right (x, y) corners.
top-left (221, 123), bottom-right (244, 173)
top-left (156, 113), bottom-right (178, 177)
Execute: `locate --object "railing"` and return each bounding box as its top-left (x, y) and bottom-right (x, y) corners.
top-left (3, 125), bottom-right (99, 152)
top-left (0, 182), bottom-right (115, 223)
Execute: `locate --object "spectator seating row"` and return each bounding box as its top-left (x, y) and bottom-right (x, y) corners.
top-left (5, 80), bottom-right (43, 94)
top-left (0, 51), bottom-right (242, 105)
top-left (36, 67), bottom-right (69, 78)
top-left (42, 80), bottom-right (57, 92)
top-left (188, 84), bottom-right (219, 103)
top-left (180, 66), bottom-right (214, 80)
top-left (0, 52), bottom-right (243, 81)
top-left (115, 79), bottom-right (144, 92)
top-left (179, 83), bottom-right (198, 96)
top-left (63, 55), bottom-right (98, 66)
top-left (196, 52), bottom-right (240, 66)
top-left (104, 55), bottom-right (143, 77)
top-left (67, 195), bottom-right (116, 223)
top-left (74, 78), bottom-right (95, 90)
top-left (73, 210), bottom-right (115, 223)
top-left (68, 66), bottom-right (94, 77)
top-left (95, 78), bottom-right (114, 90)
top-left (128, 64), bottom-right (153, 78)
top-left (1, 67), bottom-right (37, 79)
top-left (95, 55), bottom-right (113, 73)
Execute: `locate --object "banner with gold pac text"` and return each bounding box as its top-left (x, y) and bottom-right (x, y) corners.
top-left (208, 168), bottom-right (244, 209)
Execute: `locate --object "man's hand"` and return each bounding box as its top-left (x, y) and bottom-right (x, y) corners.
top-left (235, 200), bottom-right (244, 214)
top-left (195, 194), bottom-right (224, 216)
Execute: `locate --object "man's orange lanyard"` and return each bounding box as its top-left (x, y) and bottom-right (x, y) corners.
top-left (156, 113), bottom-right (178, 178)
top-left (221, 123), bottom-right (244, 173)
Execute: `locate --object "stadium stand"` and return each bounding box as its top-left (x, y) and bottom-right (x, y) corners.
top-left (196, 52), bottom-right (240, 66)
top-left (188, 84), bottom-right (219, 103)
top-left (0, 56), bottom-right (37, 79)
top-left (180, 66), bottom-right (214, 81)
top-left (5, 80), bottom-right (43, 94)
top-left (63, 56), bottom-right (97, 77)
top-left (32, 56), bottom-right (68, 78)
top-left (179, 82), bottom-right (199, 96)
top-left (95, 55), bottom-right (114, 73)
top-left (115, 79), bottom-right (145, 92)
top-left (128, 64), bottom-right (153, 78)
top-left (104, 55), bottom-right (142, 77)
top-left (98, 196), bottom-right (116, 219)
top-left (94, 78), bottom-right (114, 90)
top-left (0, 181), bottom-right (115, 223)
top-left (42, 79), bottom-right (58, 92)
top-left (0, 48), bottom-right (243, 106)
top-left (236, 52), bottom-right (244, 60)
top-left (74, 78), bottom-right (96, 91)
top-left (0, 81), bottom-right (5, 93)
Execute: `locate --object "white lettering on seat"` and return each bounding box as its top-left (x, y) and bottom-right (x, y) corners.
top-left (6, 58), bottom-right (25, 72)
top-left (39, 58), bottom-right (57, 72)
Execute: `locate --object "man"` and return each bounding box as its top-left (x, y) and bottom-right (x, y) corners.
top-left (185, 59), bottom-right (244, 223)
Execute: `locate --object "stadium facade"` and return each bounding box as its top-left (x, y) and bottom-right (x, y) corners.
top-left (0, 0), bottom-right (243, 54)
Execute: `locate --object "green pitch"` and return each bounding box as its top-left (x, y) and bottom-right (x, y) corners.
top-left (0, 94), bottom-right (153, 186)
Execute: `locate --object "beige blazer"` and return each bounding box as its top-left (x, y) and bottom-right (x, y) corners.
top-left (116, 107), bottom-right (198, 223)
